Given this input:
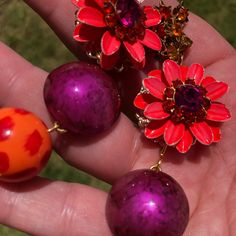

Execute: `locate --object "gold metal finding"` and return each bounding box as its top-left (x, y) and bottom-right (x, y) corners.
top-left (150, 144), bottom-right (168, 172)
top-left (135, 113), bottom-right (150, 128)
top-left (48, 122), bottom-right (67, 134)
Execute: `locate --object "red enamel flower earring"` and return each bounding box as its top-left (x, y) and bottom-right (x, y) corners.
top-left (72, 0), bottom-right (192, 69)
top-left (134, 60), bottom-right (231, 153)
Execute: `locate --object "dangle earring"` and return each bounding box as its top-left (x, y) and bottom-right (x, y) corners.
top-left (71, 0), bottom-right (231, 235)
top-left (107, 59), bottom-right (230, 236)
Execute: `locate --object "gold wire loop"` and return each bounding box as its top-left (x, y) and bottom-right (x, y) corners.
top-left (48, 122), bottom-right (67, 134)
top-left (150, 144), bottom-right (168, 172)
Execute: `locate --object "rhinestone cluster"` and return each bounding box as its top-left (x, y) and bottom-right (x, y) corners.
top-left (163, 79), bottom-right (211, 125)
top-left (103, 0), bottom-right (146, 43)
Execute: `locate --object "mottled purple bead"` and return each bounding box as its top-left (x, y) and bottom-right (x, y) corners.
top-left (116, 0), bottom-right (141, 27)
top-left (44, 62), bottom-right (120, 135)
top-left (106, 169), bottom-right (189, 236)
top-left (175, 85), bottom-right (204, 112)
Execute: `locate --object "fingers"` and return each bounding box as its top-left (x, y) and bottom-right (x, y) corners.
top-left (0, 178), bottom-right (111, 236)
top-left (23, 0), bottom-right (87, 61)
top-left (0, 41), bottom-right (159, 183)
top-left (0, 42), bottom-right (51, 121)
top-left (184, 13), bottom-right (234, 66)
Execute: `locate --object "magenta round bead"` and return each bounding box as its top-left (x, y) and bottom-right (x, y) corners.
top-left (44, 62), bottom-right (120, 135)
top-left (106, 169), bottom-right (189, 236)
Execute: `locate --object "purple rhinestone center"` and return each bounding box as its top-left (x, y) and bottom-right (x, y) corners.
top-left (116, 0), bottom-right (141, 27)
top-left (175, 84), bottom-right (204, 112)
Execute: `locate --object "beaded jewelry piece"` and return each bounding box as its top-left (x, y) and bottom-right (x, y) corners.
top-left (70, 1), bottom-right (230, 235)
top-left (0, 1), bottom-right (231, 236)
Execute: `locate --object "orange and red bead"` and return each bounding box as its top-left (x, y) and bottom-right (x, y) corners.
top-left (0, 108), bottom-right (52, 182)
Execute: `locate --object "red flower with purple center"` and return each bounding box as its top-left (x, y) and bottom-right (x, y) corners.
top-left (72, 0), bottom-right (162, 69)
top-left (134, 60), bottom-right (231, 153)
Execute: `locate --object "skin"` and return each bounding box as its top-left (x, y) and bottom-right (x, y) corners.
top-left (0, 0), bottom-right (236, 235)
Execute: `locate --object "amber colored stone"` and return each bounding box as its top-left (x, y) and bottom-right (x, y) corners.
top-left (172, 23), bottom-right (182, 37)
top-left (176, 8), bottom-right (189, 23)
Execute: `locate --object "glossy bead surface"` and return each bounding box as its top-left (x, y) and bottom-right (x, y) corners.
top-left (106, 169), bottom-right (189, 236)
top-left (0, 108), bottom-right (52, 182)
top-left (44, 62), bottom-right (120, 135)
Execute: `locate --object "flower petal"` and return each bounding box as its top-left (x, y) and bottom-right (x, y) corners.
top-left (163, 60), bottom-right (182, 86)
top-left (134, 93), bottom-right (157, 110)
top-left (205, 82), bottom-right (229, 100)
top-left (73, 24), bottom-right (104, 42)
top-left (164, 120), bottom-right (185, 146)
top-left (180, 65), bottom-right (188, 82)
top-left (206, 103), bottom-right (231, 121)
top-left (148, 69), bottom-right (162, 81)
top-left (190, 122), bottom-right (213, 145)
top-left (123, 41), bottom-right (145, 63)
top-left (92, 0), bottom-right (104, 8)
top-left (144, 102), bottom-right (170, 120)
top-left (100, 52), bottom-right (119, 70)
top-left (201, 76), bottom-right (216, 87)
top-left (72, 0), bottom-right (85, 7)
top-left (144, 6), bottom-right (161, 27)
top-left (145, 120), bottom-right (167, 139)
top-left (77, 7), bottom-right (106, 27)
top-left (211, 126), bottom-right (221, 143)
top-left (101, 31), bottom-right (121, 55)
top-left (186, 63), bottom-right (204, 85)
top-left (141, 29), bottom-right (162, 51)
top-left (72, 0), bottom-right (104, 8)
top-left (130, 57), bottom-right (146, 69)
top-left (176, 129), bottom-right (193, 153)
top-left (143, 78), bottom-right (165, 100)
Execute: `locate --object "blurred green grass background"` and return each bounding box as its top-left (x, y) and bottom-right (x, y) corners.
top-left (0, 0), bottom-right (235, 235)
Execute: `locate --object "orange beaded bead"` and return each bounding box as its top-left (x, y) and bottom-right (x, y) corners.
top-left (0, 108), bottom-right (52, 182)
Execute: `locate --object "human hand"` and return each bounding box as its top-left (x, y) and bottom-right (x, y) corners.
top-left (0, 0), bottom-right (236, 235)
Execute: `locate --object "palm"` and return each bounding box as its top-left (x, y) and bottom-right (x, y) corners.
top-left (0, 0), bottom-right (235, 235)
